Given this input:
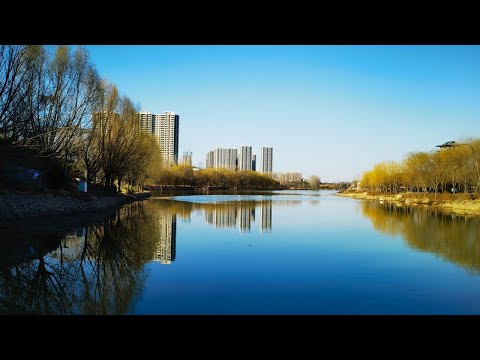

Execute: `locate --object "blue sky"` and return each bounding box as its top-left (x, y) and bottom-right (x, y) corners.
top-left (85, 45), bottom-right (480, 182)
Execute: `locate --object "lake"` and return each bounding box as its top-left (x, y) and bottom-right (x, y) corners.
top-left (2, 190), bottom-right (480, 315)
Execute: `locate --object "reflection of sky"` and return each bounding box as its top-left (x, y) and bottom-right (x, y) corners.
top-left (170, 191), bottom-right (327, 204)
top-left (5, 191), bottom-right (480, 314)
top-left (134, 191), bottom-right (480, 314)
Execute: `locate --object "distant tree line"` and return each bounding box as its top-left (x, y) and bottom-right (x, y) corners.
top-left (149, 166), bottom-right (280, 190)
top-left (360, 138), bottom-right (480, 197)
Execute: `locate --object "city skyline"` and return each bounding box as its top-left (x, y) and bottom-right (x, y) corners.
top-left (85, 45), bottom-right (480, 182)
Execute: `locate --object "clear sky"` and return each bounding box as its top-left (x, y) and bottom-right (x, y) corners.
top-left (85, 45), bottom-right (480, 182)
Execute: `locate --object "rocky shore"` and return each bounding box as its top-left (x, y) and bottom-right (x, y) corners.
top-left (0, 190), bottom-right (151, 223)
top-left (337, 190), bottom-right (480, 216)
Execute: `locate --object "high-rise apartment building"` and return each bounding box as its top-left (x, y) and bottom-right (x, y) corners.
top-left (215, 148), bottom-right (238, 171)
top-left (152, 112), bottom-right (179, 165)
top-left (252, 155), bottom-right (256, 171)
top-left (206, 150), bottom-right (215, 169)
top-left (137, 111), bottom-right (153, 133)
top-left (261, 147), bottom-right (273, 174)
top-left (92, 111), bottom-right (120, 135)
top-left (238, 145), bottom-right (252, 171)
top-left (131, 110), bottom-right (180, 165)
top-left (182, 151), bottom-right (192, 166)
top-left (206, 148), bottom-right (238, 170)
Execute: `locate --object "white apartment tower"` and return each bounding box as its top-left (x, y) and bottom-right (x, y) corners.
top-left (153, 112), bottom-right (179, 165)
top-left (261, 147), bottom-right (273, 174)
top-left (214, 148), bottom-right (238, 171)
top-left (206, 150), bottom-right (215, 169)
top-left (238, 145), bottom-right (252, 171)
top-left (137, 111), bottom-right (153, 133)
top-left (206, 148), bottom-right (238, 170)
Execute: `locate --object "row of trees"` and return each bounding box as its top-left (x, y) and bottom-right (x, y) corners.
top-left (152, 166), bottom-right (281, 189)
top-left (360, 138), bottom-right (480, 196)
top-left (0, 45), bottom-right (161, 190)
top-left (147, 167), bottom-right (328, 190)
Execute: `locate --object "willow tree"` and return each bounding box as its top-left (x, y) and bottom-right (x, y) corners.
top-left (92, 83), bottom-right (161, 190)
top-left (404, 152), bottom-right (430, 192)
top-left (124, 132), bottom-right (161, 192)
top-left (465, 138), bottom-right (480, 193)
top-left (77, 127), bottom-right (102, 183)
top-left (0, 45), bottom-right (33, 143)
top-left (22, 46), bottom-right (101, 162)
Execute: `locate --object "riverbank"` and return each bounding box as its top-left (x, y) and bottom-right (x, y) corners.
top-left (0, 190), bottom-right (151, 224)
top-left (337, 190), bottom-right (480, 216)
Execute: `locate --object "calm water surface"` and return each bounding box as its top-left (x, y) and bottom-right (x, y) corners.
top-left (2, 190), bottom-right (480, 315)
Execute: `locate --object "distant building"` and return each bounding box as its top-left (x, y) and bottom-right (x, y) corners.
top-left (137, 111), bottom-right (153, 133)
top-left (206, 150), bottom-right (215, 169)
top-left (92, 111), bottom-right (120, 135)
top-left (206, 148), bottom-right (238, 170)
top-left (182, 151), bottom-right (192, 166)
top-left (153, 112), bottom-right (179, 165)
top-left (261, 147), bottom-right (273, 174)
top-left (272, 172), bottom-right (302, 183)
top-left (133, 110), bottom-right (180, 165)
top-left (238, 145), bottom-right (252, 171)
top-left (252, 155), bottom-right (256, 171)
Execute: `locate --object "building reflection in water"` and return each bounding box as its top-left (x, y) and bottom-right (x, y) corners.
top-left (153, 211), bottom-right (177, 264)
top-left (205, 204), bottom-right (238, 229)
top-left (260, 200), bottom-right (272, 233)
top-left (238, 205), bottom-right (254, 232)
top-left (0, 197), bottom-right (309, 314)
top-left (203, 200), bottom-right (272, 233)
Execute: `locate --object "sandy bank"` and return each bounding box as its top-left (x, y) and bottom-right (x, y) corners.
top-left (337, 190), bottom-right (480, 217)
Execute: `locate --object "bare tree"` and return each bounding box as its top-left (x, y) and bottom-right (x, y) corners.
top-left (20, 46), bottom-right (101, 162)
top-left (0, 45), bottom-right (34, 143)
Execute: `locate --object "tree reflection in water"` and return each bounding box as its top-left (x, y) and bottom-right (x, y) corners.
top-left (0, 197), bottom-right (290, 314)
top-left (360, 201), bottom-right (480, 274)
top-left (0, 202), bottom-right (160, 315)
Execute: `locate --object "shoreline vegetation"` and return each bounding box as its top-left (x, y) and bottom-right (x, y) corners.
top-left (346, 136), bottom-right (480, 217)
top-left (337, 189), bottom-right (480, 217)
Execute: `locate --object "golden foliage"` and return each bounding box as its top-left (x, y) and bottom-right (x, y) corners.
top-left (360, 139), bottom-right (480, 195)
